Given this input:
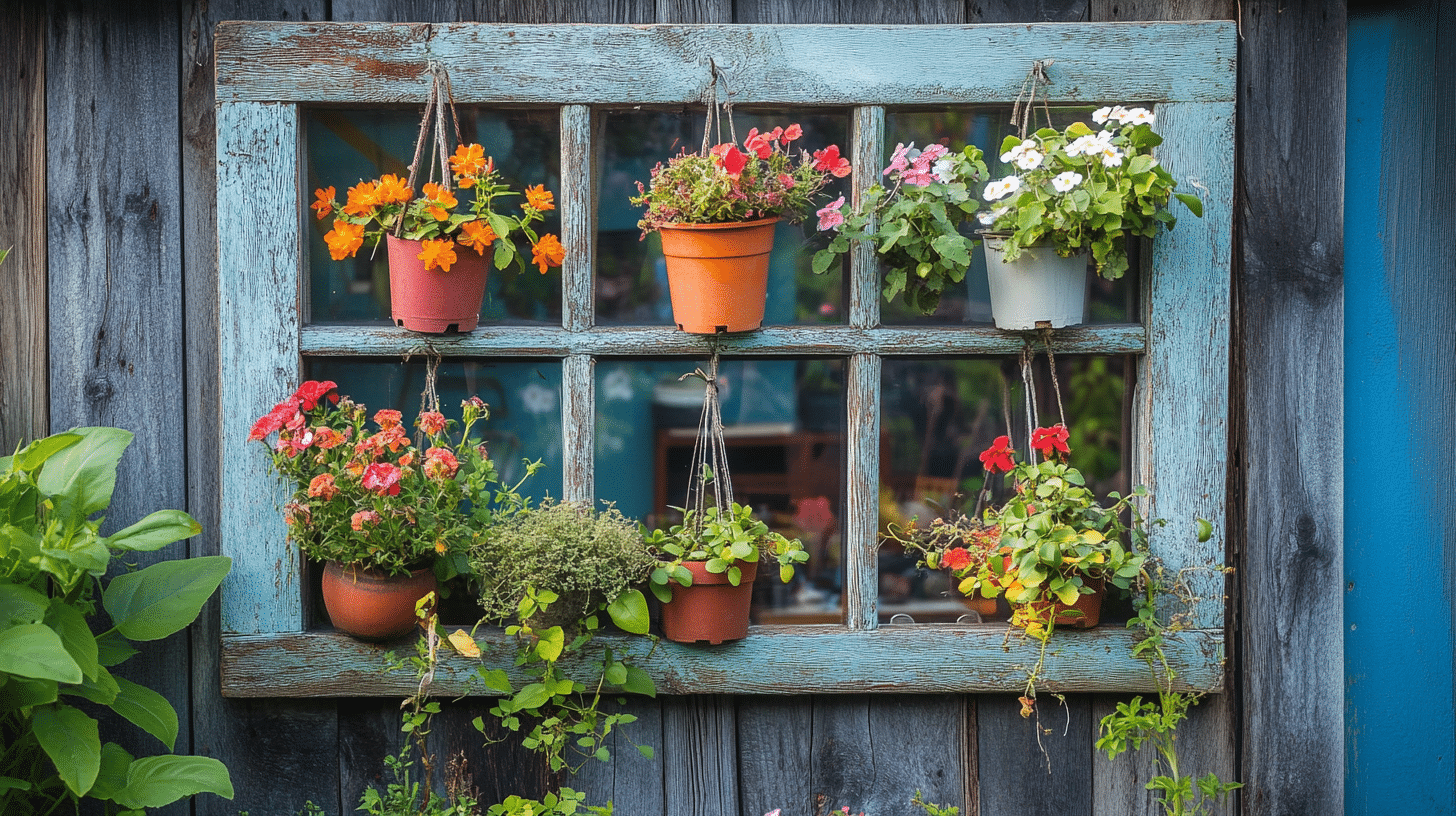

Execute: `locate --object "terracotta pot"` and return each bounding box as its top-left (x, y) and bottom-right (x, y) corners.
top-left (1021, 577), bottom-right (1106, 629)
top-left (321, 561), bottom-right (437, 641)
top-left (980, 233), bottom-right (1088, 330)
top-left (385, 235), bottom-right (488, 333)
top-left (658, 218), bottom-right (778, 334)
top-left (660, 559), bottom-right (759, 644)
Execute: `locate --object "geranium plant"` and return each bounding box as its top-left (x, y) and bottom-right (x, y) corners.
top-left (312, 143), bottom-right (564, 275)
top-left (643, 500), bottom-right (809, 594)
top-left (812, 142), bottom-right (991, 313)
top-left (976, 105), bottom-right (1203, 280)
top-left (247, 380), bottom-right (539, 577)
top-left (632, 124), bottom-right (849, 233)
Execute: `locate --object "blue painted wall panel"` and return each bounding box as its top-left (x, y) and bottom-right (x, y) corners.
top-left (1345, 5), bottom-right (1456, 814)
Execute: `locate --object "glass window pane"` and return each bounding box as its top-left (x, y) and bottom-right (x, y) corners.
top-left (881, 107), bottom-right (1139, 326)
top-left (877, 355), bottom-right (1130, 623)
top-left (304, 108), bottom-right (562, 326)
top-left (595, 109), bottom-right (851, 327)
top-left (596, 357), bottom-right (847, 624)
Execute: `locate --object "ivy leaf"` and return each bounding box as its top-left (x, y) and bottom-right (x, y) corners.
top-left (476, 668), bottom-right (513, 694)
top-left (1174, 192), bottom-right (1204, 218)
top-left (512, 682), bottom-right (553, 711)
top-left (603, 662), bottom-right (628, 686)
top-left (535, 626), bottom-right (565, 663)
top-left (606, 590), bottom-right (650, 635)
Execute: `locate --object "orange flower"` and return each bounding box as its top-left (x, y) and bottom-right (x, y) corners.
top-left (422, 182), bottom-right (458, 221)
top-left (342, 181), bottom-right (379, 217)
top-left (311, 187), bottom-right (336, 220)
top-left (375, 174), bottom-right (413, 206)
top-left (524, 184), bottom-right (555, 212)
top-left (417, 238), bottom-right (458, 272)
top-left (324, 220), bottom-right (365, 260)
top-left (450, 143), bottom-right (487, 177)
top-left (530, 234), bottom-right (565, 274)
top-left (457, 220), bottom-right (498, 251)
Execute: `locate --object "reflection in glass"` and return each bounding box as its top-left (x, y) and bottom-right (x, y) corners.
top-left (304, 358), bottom-right (564, 504)
top-left (595, 110), bottom-right (850, 327)
top-left (595, 357), bottom-right (846, 624)
top-left (880, 107), bottom-right (1138, 326)
top-left (304, 108), bottom-right (562, 325)
top-left (876, 355), bottom-right (1129, 623)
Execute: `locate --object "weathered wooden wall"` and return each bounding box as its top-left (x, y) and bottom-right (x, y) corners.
top-left (0, 1), bottom-right (1349, 815)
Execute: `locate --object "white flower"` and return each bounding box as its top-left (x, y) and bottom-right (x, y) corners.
top-left (1109, 105), bottom-right (1131, 123)
top-left (1014, 148), bottom-right (1044, 171)
top-left (977, 206), bottom-right (1010, 226)
top-left (1066, 134), bottom-right (1101, 157)
top-left (1099, 146), bottom-right (1124, 167)
top-left (1123, 107), bottom-right (1155, 126)
top-left (1051, 171), bottom-right (1084, 193)
top-left (519, 382), bottom-right (557, 415)
top-left (1092, 106), bottom-right (1115, 124)
top-left (983, 176), bottom-right (1022, 202)
top-left (932, 158), bottom-right (956, 183)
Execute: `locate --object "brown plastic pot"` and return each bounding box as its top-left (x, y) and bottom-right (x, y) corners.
top-left (321, 561), bottom-right (437, 641)
top-left (1020, 577), bottom-right (1106, 629)
top-left (660, 559), bottom-right (759, 644)
top-left (385, 235), bottom-right (487, 334)
top-left (657, 218), bottom-right (778, 334)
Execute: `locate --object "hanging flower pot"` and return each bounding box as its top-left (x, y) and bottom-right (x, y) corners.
top-left (321, 561), bottom-right (437, 641)
top-left (659, 559), bottom-right (759, 644)
top-left (981, 233), bottom-right (1088, 330)
top-left (658, 218), bottom-right (778, 334)
top-left (1017, 577), bottom-right (1106, 630)
top-left (385, 235), bottom-right (488, 333)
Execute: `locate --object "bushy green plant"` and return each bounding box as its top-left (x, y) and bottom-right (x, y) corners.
top-left (812, 142), bottom-right (990, 314)
top-left (976, 105), bottom-right (1202, 281)
top-left (0, 428), bottom-right (233, 814)
top-left (644, 501), bottom-right (809, 596)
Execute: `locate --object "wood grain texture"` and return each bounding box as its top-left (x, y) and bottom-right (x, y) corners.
top-left (220, 626), bottom-right (1224, 696)
top-left (561, 354), bottom-right (594, 502)
top-left (209, 699), bottom-right (341, 815)
top-left (657, 0), bottom-right (731, 23)
top-left (849, 106), bottom-right (885, 330)
top-left (845, 353), bottom-right (881, 631)
top-left (977, 694), bottom-right (1094, 815)
top-left (662, 696), bottom-right (739, 816)
top-left (214, 22), bottom-right (1238, 105)
top-left (572, 698), bottom-right (666, 813)
top-left (217, 101), bottom-right (305, 635)
top-left (810, 696), bottom-right (967, 816)
top-left (560, 105), bottom-right (594, 332)
top-left (1235, 1), bottom-right (1345, 815)
top-left (737, 697), bottom-right (814, 816)
top-left (968, 0), bottom-right (1091, 22)
top-left (299, 322), bottom-right (1149, 357)
top-left (735, 0), bottom-right (965, 23)
top-left (1090, 0), bottom-right (1233, 20)
top-left (0, 0), bottom-right (46, 452)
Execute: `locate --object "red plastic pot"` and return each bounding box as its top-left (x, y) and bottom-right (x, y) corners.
top-left (658, 218), bottom-right (778, 334)
top-left (385, 235), bottom-right (487, 333)
top-left (321, 561), bottom-right (437, 641)
top-left (660, 559), bottom-right (758, 644)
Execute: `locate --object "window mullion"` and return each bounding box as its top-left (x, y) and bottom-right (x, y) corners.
top-left (560, 104), bottom-right (594, 332)
top-left (849, 106), bottom-right (884, 330)
top-left (845, 351), bottom-right (881, 631)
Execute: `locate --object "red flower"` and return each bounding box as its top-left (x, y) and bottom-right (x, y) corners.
top-left (782, 123), bottom-right (803, 143)
top-left (292, 380), bottom-right (338, 411)
top-left (1030, 424), bottom-right (1071, 460)
top-left (942, 547), bottom-right (972, 572)
top-left (361, 462), bottom-right (402, 496)
top-left (812, 145), bottom-right (851, 178)
top-left (418, 411), bottom-right (447, 436)
top-left (248, 402), bottom-right (298, 442)
top-left (307, 473), bottom-right (339, 500)
top-left (712, 143), bottom-right (748, 177)
top-left (979, 435), bottom-right (1016, 474)
top-left (423, 447), bottom-right (460, 480)
top-left (373, 409), bottom-right (403, 430)
top-left (744, 129), bottom-right (773, 159)
top-left (314, 426), bottom-right (347, 449)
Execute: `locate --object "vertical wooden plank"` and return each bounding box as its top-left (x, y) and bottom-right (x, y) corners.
top-left (656, 0), bottom-right (732, 22)
top-left (561, 104), bottom-right (594, 332)
top-left (735, 0), bottom-right (963, 23)
top-left (737, 697), bottom-right (814, 816)
top-left (486, 0), bottom-right (654, 22)
top-left (574, 698), bottom-right (667, 814)
top-left (807, 696), bottom-right (966, 816)
top-left (1237, 1), bottom-right (1345, 815)
top-left (966, 0), bottom-right (1089, 21)
top-left (0, 0), bottom-right (46, 452)
top-left (977, 695), bottom-right (1093, 815)
top-left (848, 106), bottom-right (884, 331)
top-left (214, 699), bottom-right (342, 815)
top-left (661, 696), bottom-right (739, 816)
top-left (1090, 0), bottom-right (1233, 19)
top-left (845, 352), bottom-right (880, 631)
top-left (562, 354), bottom-right (595, 502)
top-left (217, 100), bottom-right (304, 634)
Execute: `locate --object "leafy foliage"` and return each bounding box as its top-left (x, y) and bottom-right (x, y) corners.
top-left (0, 428), bottom-right (233, 814)
top-left (643, 501), bottom-right (809, 599)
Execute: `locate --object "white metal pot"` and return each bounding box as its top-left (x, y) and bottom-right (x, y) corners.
top-left (981, 234), bottom-right (1089, 330)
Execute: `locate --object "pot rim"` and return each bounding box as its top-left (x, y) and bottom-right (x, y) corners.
top-left (657, 216), bottom-right (781, 232)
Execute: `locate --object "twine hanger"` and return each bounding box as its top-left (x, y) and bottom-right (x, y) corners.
top-left (699, 57), bottom-right (738, 155)
top-left (682, 345), bottom-right (734, 535)
top-left (1011, 59), bottom-right (1056, 139)
top-left (397, 62), bottom-right (464, 237)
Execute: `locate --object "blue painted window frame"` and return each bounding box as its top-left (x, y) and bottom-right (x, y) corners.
top-left (215, 22), bottom-right (1234, 697)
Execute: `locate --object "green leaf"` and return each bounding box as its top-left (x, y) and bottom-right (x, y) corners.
top-left (603, 662), bottom-right (628, 686)
top-left (727, 565), bottom-right (742, 586)
top-left (1174, 192), bottom-right (1203, 218)
top-left (606, 589), bottom-right (650, 635)
top-left (88, 742), bottom-right (135, 803)
top-left (95, 630), bottom-right (140, 667)
top-left (535, 626), bottom-right (565, 663)
top-left (0, 622), bottom-right (84, 682)
top-left (1128, 155), bottom-right (1156, 176)
top-left (114, 755), bottom-right (233, 808)
top-left (44, 602), bottom-right (99, 680)
top-left (14, 433), bottom-right (82, 473)
top-left (61, 664), bottom-right (120, 706)
top-left (477, 668), bottom-right (513, 694)
top-left (102, 555), bottom-right (231, 642)
top-left (110, 676), bottom-right (179, 751)
top-left (704, 557), bottom-right (728, 574)
top-left (649, 581), bottom-right (673, 604)
top-left (638, 745), bottom-right (655, 759)
top-left (33, 703), bottom-right (101, 796)
top-left (36, 427), bottom-right (132, 523)
top-left (0, 776), bottom-right (32, 794)
top-left (619, 665), bottom-right (657, 697)
top-left (0, 676), bottom-right (58, 712)
top-left (0, 583), bottom-right (50, 625)
top-left (103, 510), bottom-right (202, 552)
top-left (812, 250), bottom-right (837, 275)
top-left (512, 682), bottom-right (553, 711)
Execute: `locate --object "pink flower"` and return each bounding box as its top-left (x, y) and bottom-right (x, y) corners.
top-left (777, 173), bottom-right (795, 188)
top-left (418, 411), bottom-right (447, 436)
top-left (423, 447), bottom-right (460, 480)
top-left (314, 426), bottom-right (347, 449)
top-left (812, 145), bottom-right (851, 178)
top-left (287, 428), bottom-right (315, 451)
top-left (782, 124), bottom-right (803, 142)
top-left (884, 142), bottom-right (914, 176)
top-left (744, 128), bottom-right (773, 159)
top-left (816, 196), bottom-right (846, 231)
top-left (361, 462), bottom-right (402, 496)
top-left (248, 402), bottom-right (298, 442)
top-left (307, 473), bottom-right (339, 500)
top-left (350, 510), bottom-right (380, 532)
top-left (373, 409), bottom-right (403, 430)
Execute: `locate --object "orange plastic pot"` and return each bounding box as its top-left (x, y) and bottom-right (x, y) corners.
top-left (386, 235), bottom-right (487, 334)
top-left (321, 561), bottom-right (437, 641)
top-left (1020, 577), bottom-right (1106, 629)
top-left (658, 218), bottom-right (778, 334)
top-left (660, 559), bottom-right (758, 644)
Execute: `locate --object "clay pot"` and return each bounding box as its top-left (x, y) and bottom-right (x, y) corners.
top-left (658, 218), bottom-right (778, 334)
top-left (385, 235), bottom-right (487, 333)
top-left (321, 561), bottom-right (437, 641)
top-left (1021, 577), bottom-right (1106, 629)
top-left (980, 233), bottom-right (1088, 331)
top-left (660, 559), bottom-right (758, 644)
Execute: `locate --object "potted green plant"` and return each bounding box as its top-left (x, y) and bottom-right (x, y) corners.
top-left (812, 141), bottom-right (991, 315)
top-left (631, 123), bottom-right (848, 333)
top-left (0, 428), bottom-right (233, 813)
top-left (883, 509), bottom-right (1004, 619)
top-left (643, 501), bottom-right (808, 644)
top-left (974, 105), bottom-right (1203, 330)
top-left (248, 381), bottom-right (538, 640)
top-left (311, 142), bottom-right (562, 333)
